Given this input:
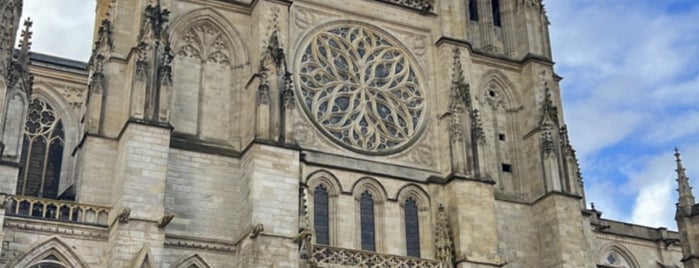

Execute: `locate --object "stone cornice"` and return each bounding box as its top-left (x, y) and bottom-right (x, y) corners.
top-left (164, 234), bottom-right (237, 253)
top-left (3, 217), bottom-right (108, 240)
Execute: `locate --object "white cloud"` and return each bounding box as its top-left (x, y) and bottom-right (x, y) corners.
top-left (548, 0), bottom-right (699, 228)
top-left (16, 0), bottom-right (95, 61)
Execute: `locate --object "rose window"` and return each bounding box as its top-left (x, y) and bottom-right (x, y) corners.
top-left (296, 24), bottom-right (426, 154)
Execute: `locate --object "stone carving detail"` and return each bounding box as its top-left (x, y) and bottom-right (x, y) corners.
top-left (297, 24), bottom-right (426, 154)
top-left (4, 220), bottom-right (108, 239)
top-left (56, 86), bottom-right (85, 107)
top-left (132, 2), bottom-right (173, 122)
top-left (117, 207), bottom-right (131, 223)
top-left (89, 19), bottom-right (112, 95)
top-left (312, 244), bottom-right (443, 267)
top-left (177, 24), bottom-right (231, 65)
top-left (0, 0), bottom-right (22, 78)
top-left (164, 236), bottom-right (236, 252)
top-left (541, 88), bottom-right (558, 126)
top-left (6, 18), bottom-right (33, 92)
top-left (435, 204), bottom-right (454, 268)
top-left (541, 127), bottom-right (554, 155)
top-left (375, 0), bottom-right (435, 13)
top-left (293, 7), bottom-right (329, 33)
top-left (471, 109), bottom-right (485, 142)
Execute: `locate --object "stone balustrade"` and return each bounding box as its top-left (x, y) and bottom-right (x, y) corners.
top-left (5, 195), bottom-right (110, 226)
top-left (312, 244), bottom-right (444, 268)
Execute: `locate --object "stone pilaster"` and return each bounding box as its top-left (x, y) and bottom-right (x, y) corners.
top-left (532, 193), bottom-right (590, 267)
top-left (106, 122), bottom-right (170, 267)
top-left (447, 178), bottom-right (503, 267)
top-left (238, 143), bottom-right (301, 266)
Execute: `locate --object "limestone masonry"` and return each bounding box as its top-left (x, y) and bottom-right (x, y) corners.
top-left (0, 0), bottom-right (696, 267)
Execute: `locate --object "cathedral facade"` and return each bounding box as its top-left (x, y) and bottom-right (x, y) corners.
top-left (0, 0), bottom-right (694, 267)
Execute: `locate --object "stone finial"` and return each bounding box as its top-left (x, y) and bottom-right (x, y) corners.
top-left (675, 147), bottom-right (696, 208)
top-left (435, 204), bottom-right (454, 268)
top-left (17, 18), bottom-right (33, 69)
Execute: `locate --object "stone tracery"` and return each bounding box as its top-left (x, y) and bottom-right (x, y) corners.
top-left (297, 24), bottom-right (425, 154)
top-left (176, 23), bottom-right (230, 65)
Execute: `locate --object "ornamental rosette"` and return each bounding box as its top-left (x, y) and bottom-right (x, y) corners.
top-left (296, 24), bottom-right (426, 154)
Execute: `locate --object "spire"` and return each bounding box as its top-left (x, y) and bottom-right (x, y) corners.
top-left (675, 147), bottom-right (696, 208)
top-left (18, 18), bottom-right (33, 69)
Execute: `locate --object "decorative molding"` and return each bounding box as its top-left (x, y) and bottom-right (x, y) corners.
top-left (435, 204), bottom-right (454, 268)
top-left (296, 23), bottom-right (426, 154)
top-left (375, 0), bottom-right (434, 13)
top-left (164, 236), bottom-right (237, 253)
top-left (312, 244), bottom-right (442, 267)
top-left (3, 219), bottom-right (108, 240)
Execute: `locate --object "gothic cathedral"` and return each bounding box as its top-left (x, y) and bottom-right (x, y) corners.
top-left (0, 0), bottom-right (696, 267)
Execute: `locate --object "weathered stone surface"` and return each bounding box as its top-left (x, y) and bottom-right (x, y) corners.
top-left (0, 0), bottom-right (688, 267)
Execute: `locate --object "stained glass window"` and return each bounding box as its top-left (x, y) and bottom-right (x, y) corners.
top-left (314, 185), bottom-right (330, 245)
top-left (17, 98), bottom-right (64, 199)
top-left (360, 191), bottom-right (375, 251)
top-left (404, 198), bottom-right (420, 257)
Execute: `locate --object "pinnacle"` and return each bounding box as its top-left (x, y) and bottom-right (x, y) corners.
top-left (675, 147), bottom-right (695, 208)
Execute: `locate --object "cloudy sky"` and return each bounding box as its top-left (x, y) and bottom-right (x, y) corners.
top-left (16, 1), bottom-right (699, 229)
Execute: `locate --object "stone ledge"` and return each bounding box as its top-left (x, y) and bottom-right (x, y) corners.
top-left (3, 217), bottom-right (108, 240)
top-left (164, 234), bottom-right (237, 253)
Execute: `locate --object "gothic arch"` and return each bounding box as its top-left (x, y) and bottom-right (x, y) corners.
top-left (352, 177), bottom-right (388, 252)
top-left (395, 183), bottom-right (430, 208)
top-left (306, 169), bottom-right (343, 195)
top-left (168, 8), bottom-right (249, 141)
top-left (305, 169), bottom-right (341, 246)
top-left (30, 81), bottom-right (81, 196)
top-left (9, 236), bottom-right (89, 268)
top-left (476, 69), bottom-right (520, 110)
top-left (597, 242), bottom-right (640, 268)
top-left (172, 254), bottom-right (212, 268)
top-left (395, 183), bottom-right (432, 258)
top-left (170, 7), bottom-right (248, 67)
top-left (351, 177), bottom-right (389, 203)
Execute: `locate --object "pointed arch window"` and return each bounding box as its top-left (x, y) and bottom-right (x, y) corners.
top-left (404, 198), bottom-right (420, 257)
top-left (469, 0), bottom-right (479, 21)
top-left (28, 254), bottom-right (68, 268)
top-left (313, 185), bottom-right (330, 245)
top-left (491, 0), bottom-right (501, 27)
top-left (360, 190), bottom-right (376, 251)
top-left (17, 98), bottom-right (64, 199)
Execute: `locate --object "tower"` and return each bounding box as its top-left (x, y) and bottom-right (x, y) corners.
top-left (0, 0), bottom-right (685, 267)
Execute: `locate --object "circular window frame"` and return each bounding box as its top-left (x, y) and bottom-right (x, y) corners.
top-left (293, 21), bottom-right (429, 155)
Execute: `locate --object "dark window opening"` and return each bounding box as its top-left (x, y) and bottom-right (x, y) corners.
top-left (314, 185), bottom-right (330, 245)
top-left (469, 0), bottom-right (479, 21)
top-left (491, 0), bottom-right (501, 27)
top-left (360, 190), bottom-right (375, 251)
top-left (502, 163), bottom-right (512, 173)
top-left (498, 133), bottom-right (506, 141)
top-left (404, 198), bottom-right (420, 257)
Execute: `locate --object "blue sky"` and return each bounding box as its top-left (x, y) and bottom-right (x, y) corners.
top-left (17, 0), bottom-right (699, 229)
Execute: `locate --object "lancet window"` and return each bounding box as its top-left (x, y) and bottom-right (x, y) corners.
top-left (17, 98), bottom-right (64, 199)
top-left (469, 0), bottom-right (479, 21)
top-left (360, 190), bottom-right (376, 251)
top-left (313, 185), bottom-right (330, 245)
top-left (492, 0), bottom-right (502, 26)
top-left (404, 197), bottom-right (420, 257)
